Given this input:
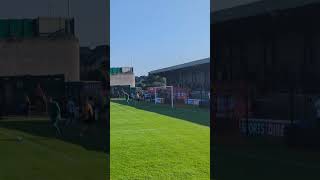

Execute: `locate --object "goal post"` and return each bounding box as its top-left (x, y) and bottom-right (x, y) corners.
top-left (153, 86), bottom-right (174, 108)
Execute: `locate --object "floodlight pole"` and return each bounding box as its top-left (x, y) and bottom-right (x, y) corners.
top-left (171, 86), bottom-right (173, 108)
top-left (67, 0), bottom-right (70, 18)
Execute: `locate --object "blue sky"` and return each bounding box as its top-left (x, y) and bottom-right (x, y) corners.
top-left (111, 0), bottom-right (210, 76)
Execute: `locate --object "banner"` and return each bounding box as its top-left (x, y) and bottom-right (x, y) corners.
top-left (240, 119), bottom-right (296, 136)
top-left (185, 99), bottom-right (200, 106)
top-left (155, 98), bottom-right (164, 104)
top-left (175, 87), bottom-right (189, 100)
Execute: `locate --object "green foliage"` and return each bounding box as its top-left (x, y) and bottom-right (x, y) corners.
top-left (136, 75), bottom-right (167, 89)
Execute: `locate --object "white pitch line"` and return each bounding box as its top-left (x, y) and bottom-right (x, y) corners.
top-left (112, 128), bottom-right (158, 133)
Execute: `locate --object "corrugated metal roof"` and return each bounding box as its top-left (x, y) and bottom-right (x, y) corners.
top-left (149, 58), bottom-right (210, 75)
top-left (211, 0), bottom-right (320, 24)
top-left (211, 0), bottom-right (262, 12)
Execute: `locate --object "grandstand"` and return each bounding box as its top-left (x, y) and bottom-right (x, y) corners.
top-left (149, 58), bottom-right (210, 107)
top-left (212, 0), bottom-right (320, 136)
top-left (212, 1), bottom-right (320, 179)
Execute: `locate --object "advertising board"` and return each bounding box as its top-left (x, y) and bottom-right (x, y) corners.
top-left (240, 118), bottom-right (296, 136)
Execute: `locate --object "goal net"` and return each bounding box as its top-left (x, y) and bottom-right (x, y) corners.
top-left (148, 86), bottom-right (174, 108)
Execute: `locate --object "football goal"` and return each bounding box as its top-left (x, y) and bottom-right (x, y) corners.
top-left (152, 86), bottom-right (174, 108)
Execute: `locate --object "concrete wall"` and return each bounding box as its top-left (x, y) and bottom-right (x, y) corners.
top-left (0, 38), bottom-right (80, 81)
top-left (38, 17), bottom-right (66, 34)
top-left (110, 73), bottom-right (135, 87)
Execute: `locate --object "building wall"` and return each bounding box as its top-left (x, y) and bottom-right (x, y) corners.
top-left (110, 73), bottom-right (135, 87)
top-left (0, 38), bottom-right (80, 81)
top-left (38, 17), bottom-right (66, 34)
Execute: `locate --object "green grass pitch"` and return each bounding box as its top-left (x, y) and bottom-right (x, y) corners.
top-left (214, 136), bottom-right (320, 180)
top-left (0, 116), bottom-right (108, 180)
top-left (110, 100), bottom-right (210, 179)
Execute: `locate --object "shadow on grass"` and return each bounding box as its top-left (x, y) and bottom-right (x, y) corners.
top-left (112, 100), bottom-right (210, 127)
top-left (213, 135), bottom-right (320, 180)
top-left (0, 138), bottom-right (20, 142)
top-left (0, 117), bottom-right (109, 153)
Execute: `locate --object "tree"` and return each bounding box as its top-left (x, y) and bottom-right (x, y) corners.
top-left (135, 76), bottom-right (147, 88)
top-left (136, 75), bottom-right (166, 89)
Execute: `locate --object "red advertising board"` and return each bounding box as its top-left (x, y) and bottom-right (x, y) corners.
top-left (146, 87), bottom-right (190, 100)
top-left (213, 80), bottom-right (252, 119)
top-left (174, 87), bottom-right (190, 100)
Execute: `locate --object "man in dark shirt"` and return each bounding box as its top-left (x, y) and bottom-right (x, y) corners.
top-left (25, 95), bottom-right (31, 118)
